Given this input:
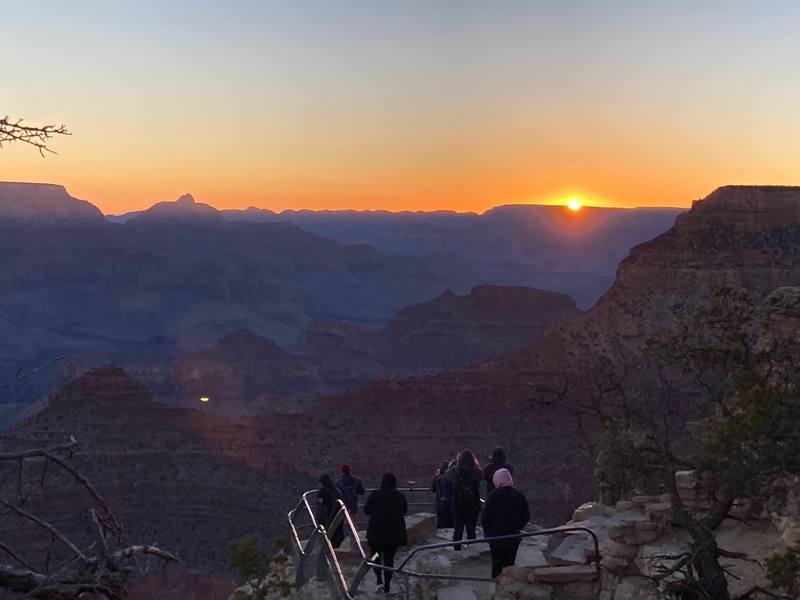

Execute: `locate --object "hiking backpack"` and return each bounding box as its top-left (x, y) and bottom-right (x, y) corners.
top-left (453, 469), bottom-right (479, 510)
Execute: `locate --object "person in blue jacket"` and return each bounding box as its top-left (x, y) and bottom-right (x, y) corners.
top-left (431, 461), bottom-right (454, 528)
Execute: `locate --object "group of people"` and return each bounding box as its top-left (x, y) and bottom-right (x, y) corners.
top-left (431, 447), bottom-right (529, 577)
top-left (315, 447), bottom-right (530, 595)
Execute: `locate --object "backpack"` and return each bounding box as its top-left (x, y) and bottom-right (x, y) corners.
top-left (453, 469), bottom-right (479, 510)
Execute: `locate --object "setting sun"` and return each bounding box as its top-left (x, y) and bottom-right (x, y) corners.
top-left (567, 198), bottom-right (582, 212)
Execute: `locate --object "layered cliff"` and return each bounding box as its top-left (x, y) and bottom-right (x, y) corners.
top-left (262, 186), bottom-right (800, 525)
top-left (0, 366), bottom-right (309, 572)
top-left (63, 285), bottom-right (579, 419)
top-left (338, 285), bottom-right (581, 374)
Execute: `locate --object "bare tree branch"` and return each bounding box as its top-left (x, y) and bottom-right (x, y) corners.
top-left (0, 116), bottom-right (70, 156)
top-left (0, 539), bottom-right (35, 571)
top-left (0, 497), bottom-right (88, 564)
top-left (0, 439), bottom-right (122, 532)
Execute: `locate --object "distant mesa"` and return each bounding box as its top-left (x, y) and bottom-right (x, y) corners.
top-left (679, 185), bottom-right (800, 232)
top-left (0, 181), bottom-right (103, 222)
top-left (128, 192), bottom-right (223, 223)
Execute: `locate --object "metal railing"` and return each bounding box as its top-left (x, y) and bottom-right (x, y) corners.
top-left (356, 485), bottom-right (436, 528)
top-left (287, 489), bottom-right (601, 600)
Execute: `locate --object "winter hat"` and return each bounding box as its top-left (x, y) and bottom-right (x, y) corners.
top-left (492, 468), bottom-right (514, 489)
top-left (341, 463), bottom-right (351, 475)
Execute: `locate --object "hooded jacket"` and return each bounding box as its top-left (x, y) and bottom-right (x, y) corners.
top-left (317, 474), bottom-right (344, 526)
top-left (484, 447), bottom-right (514, 493)
top-left (364, 473), bottom-right (408, 547)
top-left (481, 484), bottom-right (530, 538)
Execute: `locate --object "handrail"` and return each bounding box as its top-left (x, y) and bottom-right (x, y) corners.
top-left (287, 488), bottom-right (602, 600)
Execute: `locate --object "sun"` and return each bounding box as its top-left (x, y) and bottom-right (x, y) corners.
top-left (567, 198), bottom-right (582, 212)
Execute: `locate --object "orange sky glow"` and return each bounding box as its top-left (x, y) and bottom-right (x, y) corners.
top-left (1, 2), bottom-right (798, 215)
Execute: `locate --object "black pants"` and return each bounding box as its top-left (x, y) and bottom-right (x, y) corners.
top-left (452, 508), bottom-right (478, 550)
top-left (371, 543), bottom-right (398, 589)
top-left (490, 540), bottom-right (521, 578)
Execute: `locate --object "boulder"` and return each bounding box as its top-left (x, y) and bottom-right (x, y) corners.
top-left (515, 546), bottom-right (549, 568)
top-left (407, 513), bottom-right (438, 545)
top-left (517, 584), bottom-right (554, 600)
top-left (612, 578), bottom-right (659, 600)
top-left (571, 502), bottom-right (614, 522)
top-left (437, 586), bottom-right (478, 600)
top-left (552, 581), bottom-right (598, 600)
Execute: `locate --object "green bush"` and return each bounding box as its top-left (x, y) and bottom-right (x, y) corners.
top-left (766, 543), bottom-right (800, 597)
top-left (228, 535), bottom-right (292, 599)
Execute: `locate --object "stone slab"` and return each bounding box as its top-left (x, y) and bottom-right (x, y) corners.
top-left (437, 585), bottom-right (478, 600)
top-left (532, 566), bottom-right (599, 584)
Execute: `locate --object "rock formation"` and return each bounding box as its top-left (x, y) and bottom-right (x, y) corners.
top-left (259, 185), bottom-right (800, 528)
top-left (61, 285), bottom-right (579, 419)
top-left (220, 203), bottom-right (683, 308)
top-left (331, 286), bottom-right (581, 375)
top-left (0, 366), bottom-right (310, 577)
top-left (0, 181), bottom-right (103, 222)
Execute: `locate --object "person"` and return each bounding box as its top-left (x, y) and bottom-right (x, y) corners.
top-left (447, 449), bottom-right (482, 550)
top-left (484, 446), bottom-right (514, 494)
top-left (431, 461), bottom-right (454, 528)
top-left (481, 468), bottom-right (530, 578)
top-left (335, 463), bottom-right (366, 518)
top-left (316, 474), bottom-right (346, 549)
top-left (364, 472), bottom-right (408, 595)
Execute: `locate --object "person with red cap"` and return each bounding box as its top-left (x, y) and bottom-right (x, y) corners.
top-left (335, 463), bottom-right (365, 519)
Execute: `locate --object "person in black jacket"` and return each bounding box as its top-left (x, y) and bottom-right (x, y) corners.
top-left (484, 446), bottom-right (514, 494)
top-left (431, 461), bottom-right (454, 528)
top-left (447, 449), bottom-right (482, 550)
top-left (364, 472), bottom-right (408, 594)
top-left (481, 468), bottom-right (530, 578)
top-left (316, 474), bottom-right (346, 549)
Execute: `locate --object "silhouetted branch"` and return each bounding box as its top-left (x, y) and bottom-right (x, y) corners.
top-left (0, 498), bottom-right (88, 564)
top-left (0, 357), bottom-right (65, 391)
top-left (0, 438), bottom-right (177, 598)
top-left (0, 116), bottom-right (70, 156)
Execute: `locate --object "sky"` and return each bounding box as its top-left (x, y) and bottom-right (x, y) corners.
top-left (1, 1), bottom-right (799, 215)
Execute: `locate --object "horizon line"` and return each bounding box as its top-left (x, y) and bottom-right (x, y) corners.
top-left (0, 180), bottom-right (687, 216)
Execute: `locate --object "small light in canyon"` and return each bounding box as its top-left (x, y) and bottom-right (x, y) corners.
top-left (200, 396), bottom-right (210, 403)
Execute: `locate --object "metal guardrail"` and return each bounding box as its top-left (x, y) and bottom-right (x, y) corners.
top-left (287, 489), bottom-right (602, 600)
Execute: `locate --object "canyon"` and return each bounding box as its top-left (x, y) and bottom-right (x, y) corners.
top-left (2, 185), bottom-right (800, 597)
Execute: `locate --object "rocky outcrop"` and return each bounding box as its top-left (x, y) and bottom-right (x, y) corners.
top-left (0, 181), bottom-right (103, 222)
top-left (0, 366), bottom-right (310, 573)
top-left (336, 286), bottom-right (581, 374)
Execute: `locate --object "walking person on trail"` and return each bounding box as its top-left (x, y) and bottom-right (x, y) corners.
top-left (447, 449), bottom-right (482, 550)
top-left (483, 446), bottom-right (514, 494)
top-left (481, 468), bottom-right (530, 578)
top-left (431, 461), bottom-right (454, 528)
top-left (316, 474), bottom-right (346, 549)
top-left (364, 472), bottom-right (408, 595)
top-left (335, 463), bottom-right (366, 518)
